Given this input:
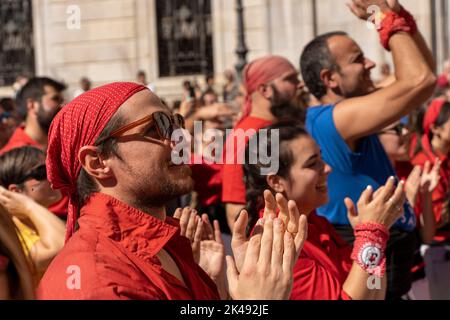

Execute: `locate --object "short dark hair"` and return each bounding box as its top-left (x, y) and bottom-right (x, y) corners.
top-left (0, 146), bottom-right (45, 188)
top-left (300, 31), bottom-right (347, 100)
top-left (76, 111), bottom-right (126, 206)
top-left (16, 77), bottom-right (67, 118)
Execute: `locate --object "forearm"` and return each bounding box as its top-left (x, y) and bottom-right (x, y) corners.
top-left (25, 202), bottom-right (65, 251)
top-left (342, 263), bottom-right (386, 300)
top-left (419, 191), bottom-right (436, 244)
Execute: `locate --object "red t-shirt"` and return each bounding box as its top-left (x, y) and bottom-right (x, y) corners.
top-left (37, 193), bottom-right (220, 300)
top-left (256, 209), bottom-right (352, 300)
top-left (0, 126), bottom-right (43, 155)
top-left (190, 155), bottom-right (222, 207)
top-left (221, 117), bottom-right (272, 204)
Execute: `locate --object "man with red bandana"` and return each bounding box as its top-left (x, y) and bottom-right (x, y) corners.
top-left (37, 82), bottom-right (307, 300)
top-left (222, 55), bottom-right (304, 230)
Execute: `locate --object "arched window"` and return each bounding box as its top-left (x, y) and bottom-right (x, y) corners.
top-left (156, 0), bottom-right (214, 77)
top-left (0, 0), bottom-right (35, 86)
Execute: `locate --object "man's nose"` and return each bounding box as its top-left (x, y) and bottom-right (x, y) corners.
top-left (365, 58), bottom-right (376, 70)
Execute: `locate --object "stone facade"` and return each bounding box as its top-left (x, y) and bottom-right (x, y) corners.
top-left (0, 0), bottom-right (446, 101)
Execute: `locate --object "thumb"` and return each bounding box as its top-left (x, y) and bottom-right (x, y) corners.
top-left (225, 255), bottom-right (238, 297)
top-left (344, 197), bottom-right (357, 218)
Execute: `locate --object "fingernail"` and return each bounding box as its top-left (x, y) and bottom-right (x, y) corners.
top-left (257, 218), bottom-right (265, 226)
top-left (389, 176), bottom-right (395, 181)
top-left (366, 185), bottom-right (372, 190)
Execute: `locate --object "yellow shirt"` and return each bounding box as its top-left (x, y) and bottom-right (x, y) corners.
top-left (12, 217), bottom-right (40, 257)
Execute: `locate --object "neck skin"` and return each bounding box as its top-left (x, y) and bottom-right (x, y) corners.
top-left (431, 136), bottom-right (450, 157)
top-left (24, 117), bottom-right (47, 147)
top-left (249, 95), bottom-right (276, 122)
top-left (320, 91), bottom-right (344, 106)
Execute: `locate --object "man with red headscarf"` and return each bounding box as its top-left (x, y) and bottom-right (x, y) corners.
top-left (37, 82), bottom-right (307, 300)
top-left (222, 55), bottom-right (303, 230)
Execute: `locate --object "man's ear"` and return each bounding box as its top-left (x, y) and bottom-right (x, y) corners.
top-left (8, 184), bottom-right (22, 193)
top-left (27, 98), bottom-right (38, 115)
top-left (320, 69), bottom-right (338, 90)
top-left (78, 146), bottom-right (113, 180)
top-left (266, 174), bottom-right (287, 194)
top-left (257, 83), bottom-right (273, 99)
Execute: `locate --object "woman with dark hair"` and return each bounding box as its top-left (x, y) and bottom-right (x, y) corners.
top-left (411, 99), bottom-right (450, 232)
top-left (0, 146), bottom-right (65, 276)
top-left (410, 99), bottom-right (450, 299)
top-left (244, 122), bottom-right (406, 300)
top-left (0, 203), bottom-right (35, 299)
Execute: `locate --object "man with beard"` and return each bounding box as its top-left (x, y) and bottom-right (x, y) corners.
top-left (37, 82), bottom-right (307, 299)
top-left (301, 0), bottom-right (436, 299)
top-left (0, 77), bottom-right (68, 218)
top-left (0, 77), bottom-right (66, 154)
top-left (222, 55), bottom-right (304, 231)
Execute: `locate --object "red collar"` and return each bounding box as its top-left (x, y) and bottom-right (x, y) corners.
top-left (78, 193), bottom-right (179, 259)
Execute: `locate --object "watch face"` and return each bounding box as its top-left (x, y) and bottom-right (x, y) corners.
top-left (360, 244), bottom-right (382, 268)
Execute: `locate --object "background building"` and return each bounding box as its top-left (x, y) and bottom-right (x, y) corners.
top-left (0, 0), bottom-right (448, 101)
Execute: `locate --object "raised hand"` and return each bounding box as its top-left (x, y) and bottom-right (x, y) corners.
top-left (232, 191), bottom-right (305, 272)
top-left (346, 0), bottom-right (391, 20)
top-left (173, 208), bottom-right (226, 291)
top-left (345, 176), bottom-right (405, 229)
top-left (420, 160), bottom-right (441, 194)
top-left (226, 215), bottom-right (307, 300)
top-left (0, 186), bottom-right (36, 220)
top-left (405, 165), bottom-right (422, 206)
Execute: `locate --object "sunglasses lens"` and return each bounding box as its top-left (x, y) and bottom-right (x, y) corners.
top-left (154, 112), bottom-right (172, 139)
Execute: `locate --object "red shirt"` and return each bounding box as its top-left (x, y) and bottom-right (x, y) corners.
top-left (0, 126), bottom-right (43, 155)
top-left (290, 213), bottom-right (353, 300)
top-left (221, 117), bottom-right (272, 204)
top-left (190, 157), bottom-right (223, 207)
top-left (37, 193), bottom-right (220, 300)
top-left (256, 209), bottom-right (352, 300)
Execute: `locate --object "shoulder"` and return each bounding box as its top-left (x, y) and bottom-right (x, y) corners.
top-left (38, 231), bottom-right (159, 300)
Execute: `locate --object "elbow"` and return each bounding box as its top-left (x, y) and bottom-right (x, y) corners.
top-left (413, 72), bottom-right (437, 96)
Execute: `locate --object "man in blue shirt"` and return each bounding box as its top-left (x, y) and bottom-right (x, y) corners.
top-left (301, 0), bottom-right (436, 299)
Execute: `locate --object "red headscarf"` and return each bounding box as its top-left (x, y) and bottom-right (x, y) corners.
top-left (46, 82), bottom-right (147, 242)
top-left (242, 55), bottom-right (297, 118)
top-left (423, 98), bottom-right (446, 136)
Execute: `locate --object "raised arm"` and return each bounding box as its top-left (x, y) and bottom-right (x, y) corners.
top-left (334, 0), bottom-right (436, 144)
top-left (0, 187), bottom-right (65, 272)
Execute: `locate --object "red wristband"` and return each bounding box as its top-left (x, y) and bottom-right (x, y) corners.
top-left (378, 11), bottom-right (412, 51)
top-left (399, 6), bottom-right (418, 35)
top-left (351, 223), bottom-right (389, 277)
